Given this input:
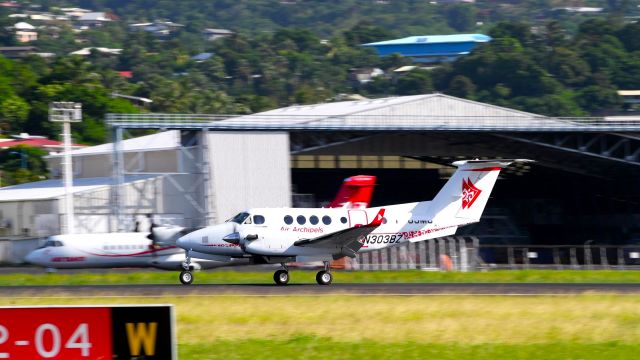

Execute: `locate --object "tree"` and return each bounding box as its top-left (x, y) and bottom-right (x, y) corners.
top-left (547, 48), bottom-right (591, 87)
top-left (343, 21), bottom-right (397, 47)
top-left (446, 75), bottom-right (476, 99)
top-left (577, 18), bottom-right (619, 40)
top-left (616, 22), bottom-right (640, 52)
top-left (0, 145), bottom-right (48, 185)
top-left (512, 93), bottom-right (585, 117)
top-left (444, 4), bottom-right (477, 32)
top-left (0, 96), bottom-right (30, 133)
top-left (544, 21), bottom-right (567, 48)
top-left (378, 54), bottom-right (412, 72)
top-left (576, 86), bottom-right (622, 114)
top-left (395, 70), bottom-right (433, 95)
top-left (489, 22), bottom-right (533, 46)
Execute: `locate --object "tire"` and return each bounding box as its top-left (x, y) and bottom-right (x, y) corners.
top-left (316, 270), bottom-right (332, 285)
top-left (273, 269), bottom-right (289, 285)
top-left (180, 270), bottom-right (193, 285)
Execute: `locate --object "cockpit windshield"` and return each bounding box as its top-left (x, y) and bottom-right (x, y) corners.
top-left (227, 212), bottom-right (250, 224)
top-left (42, 240), bottom-right (64, 248)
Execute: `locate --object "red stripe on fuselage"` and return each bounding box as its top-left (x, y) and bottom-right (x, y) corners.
top-left (464, 167), bottom-right (502, 172)
top-left (83, 246), bottom-right (177, 257)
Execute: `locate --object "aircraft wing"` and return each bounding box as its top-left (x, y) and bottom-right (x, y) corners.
top-left (294, 209), bottom-right (385, 259)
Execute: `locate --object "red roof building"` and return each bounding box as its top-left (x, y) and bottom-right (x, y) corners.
top-left (0, 136), bottom-right (85, 153)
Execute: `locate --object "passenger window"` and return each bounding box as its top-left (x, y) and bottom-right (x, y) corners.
top-left (254, 215), bottom-right (265, 225)
top-left (382, 217), bottom-right (388, 224)
top-left (244, 217), bottom-right (252, 224)
top-left (322, 216), bottom-right (331, 225)
top-left (340, 217), bottom-right (347, 224)
top-left (309, 215), bottom-right (319, 225)
top-left (297, 215), bottom-right (306, 225)
top-left (284, 215), bottom-right (293, 225)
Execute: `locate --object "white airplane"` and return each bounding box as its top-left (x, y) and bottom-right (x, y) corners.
top-left (23, 228), bottom-right (235, 270)
top-left (176, 159), bottom-right (531, 285)
top-left (24, 175), bottom-right (377, 270)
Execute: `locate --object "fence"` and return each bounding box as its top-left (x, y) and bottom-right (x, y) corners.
top-left (480, 245), bottom-right (640, 270)
top-left (351, 236), bottom-right (480, 271)
top-left (349, 238), bottom-right (640, 271)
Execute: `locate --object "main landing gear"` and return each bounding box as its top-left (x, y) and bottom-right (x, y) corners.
top-left (273, 264), bottom-right (289, 285)
top-left (315, 261), bottom-right (332, 285)
top-left (272, 261), bottom-right (333, 286)
top-left (179, 250), bottom-right (193, 285)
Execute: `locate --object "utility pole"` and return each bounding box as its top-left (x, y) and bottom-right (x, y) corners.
top-left (49, 102), bottom-right (81, 234)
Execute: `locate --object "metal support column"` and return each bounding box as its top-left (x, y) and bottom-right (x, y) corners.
top-left (200, 129), bottom-right (214, 225)
top-left (112, 126), bottom-right (125, 232)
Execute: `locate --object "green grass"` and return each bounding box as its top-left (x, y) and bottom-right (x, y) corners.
top-left (2, 295), bottom-right (640, 359)
top-left (179, 340), bottom-right (640, 360)
top-left (0, 269), bottom-right (639, 286)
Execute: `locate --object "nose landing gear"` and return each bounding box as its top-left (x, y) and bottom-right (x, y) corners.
top-left (179, 249), bottom-right (193, 285)
top-left (179, 270), bottom-right (193, 285)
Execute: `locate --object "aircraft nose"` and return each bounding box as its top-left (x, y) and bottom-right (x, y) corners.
top-left (176, 233), bottom-right (194, 249)
top-left (24, 250), bottom-right (43, 266)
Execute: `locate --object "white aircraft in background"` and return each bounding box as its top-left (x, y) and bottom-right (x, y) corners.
top-left (24, 175), bottom-right (377, 270)
top-left (176, 159), bottom-right (531, 285)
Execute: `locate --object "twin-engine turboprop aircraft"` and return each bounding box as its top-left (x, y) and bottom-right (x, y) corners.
top-left (24, 175), bottom-right (376, 270)
top-left (176, 159), bottom-right (530, 286)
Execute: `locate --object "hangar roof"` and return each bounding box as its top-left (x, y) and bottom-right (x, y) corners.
top-left (0, 174), bottom-right (159, 202)
top-left (105, 93), bottom-right (640, 132)
top-left (47, 130), bottom-right (180, 158)
top-left (245, 93), bottom-right (537, 118)
top-left (221, 93), bottom-right (569, 129)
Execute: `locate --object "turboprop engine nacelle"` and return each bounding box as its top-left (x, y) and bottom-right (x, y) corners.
top-left (147, 225), bottom-right (190, 246)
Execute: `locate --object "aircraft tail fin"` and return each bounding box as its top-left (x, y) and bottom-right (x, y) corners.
top-left (427, 159), bottom-right (532, 226)
top-left (326, 175), bottom-right (376, 209)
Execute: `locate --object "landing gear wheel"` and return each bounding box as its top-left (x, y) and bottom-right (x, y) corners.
top-left (273, 269), bottom-right (290, 285)
top-left (179, 270), bottom-right (193, 285)
top-left (316, 270), bottom-right (332, 285)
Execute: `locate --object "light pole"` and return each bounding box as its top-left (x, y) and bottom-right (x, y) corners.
top-left (49, 102), bottom-right (82, 234)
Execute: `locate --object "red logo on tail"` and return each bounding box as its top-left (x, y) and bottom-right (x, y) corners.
top-left (462, 178), bottom-right (481, 209)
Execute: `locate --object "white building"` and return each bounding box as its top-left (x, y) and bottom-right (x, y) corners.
top-left (0, 130), bottom-right (291, 237)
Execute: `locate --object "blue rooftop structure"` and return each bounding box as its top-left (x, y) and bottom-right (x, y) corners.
top-left (362, 33), bottom-right (491, 64)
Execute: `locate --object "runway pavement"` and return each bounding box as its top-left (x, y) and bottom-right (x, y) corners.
top-left (2, 283), bottom-right (640, 297)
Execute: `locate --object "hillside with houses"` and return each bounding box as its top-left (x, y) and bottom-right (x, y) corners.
top-left (0, 0), bottom-right (638, 185)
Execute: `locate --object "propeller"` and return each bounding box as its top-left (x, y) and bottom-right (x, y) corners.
top-left (146, 214), bottom-right (201, 255)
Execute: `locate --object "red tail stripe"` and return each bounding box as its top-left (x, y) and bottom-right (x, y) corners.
top-left (369, 209), bottom-right (386, 226)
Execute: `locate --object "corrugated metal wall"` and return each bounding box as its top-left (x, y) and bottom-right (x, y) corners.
top-left (208, 132), bottom-right (291, 222)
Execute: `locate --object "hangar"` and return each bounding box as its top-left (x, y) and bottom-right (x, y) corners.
top-left (2, 93), bottom-right (640, 251)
